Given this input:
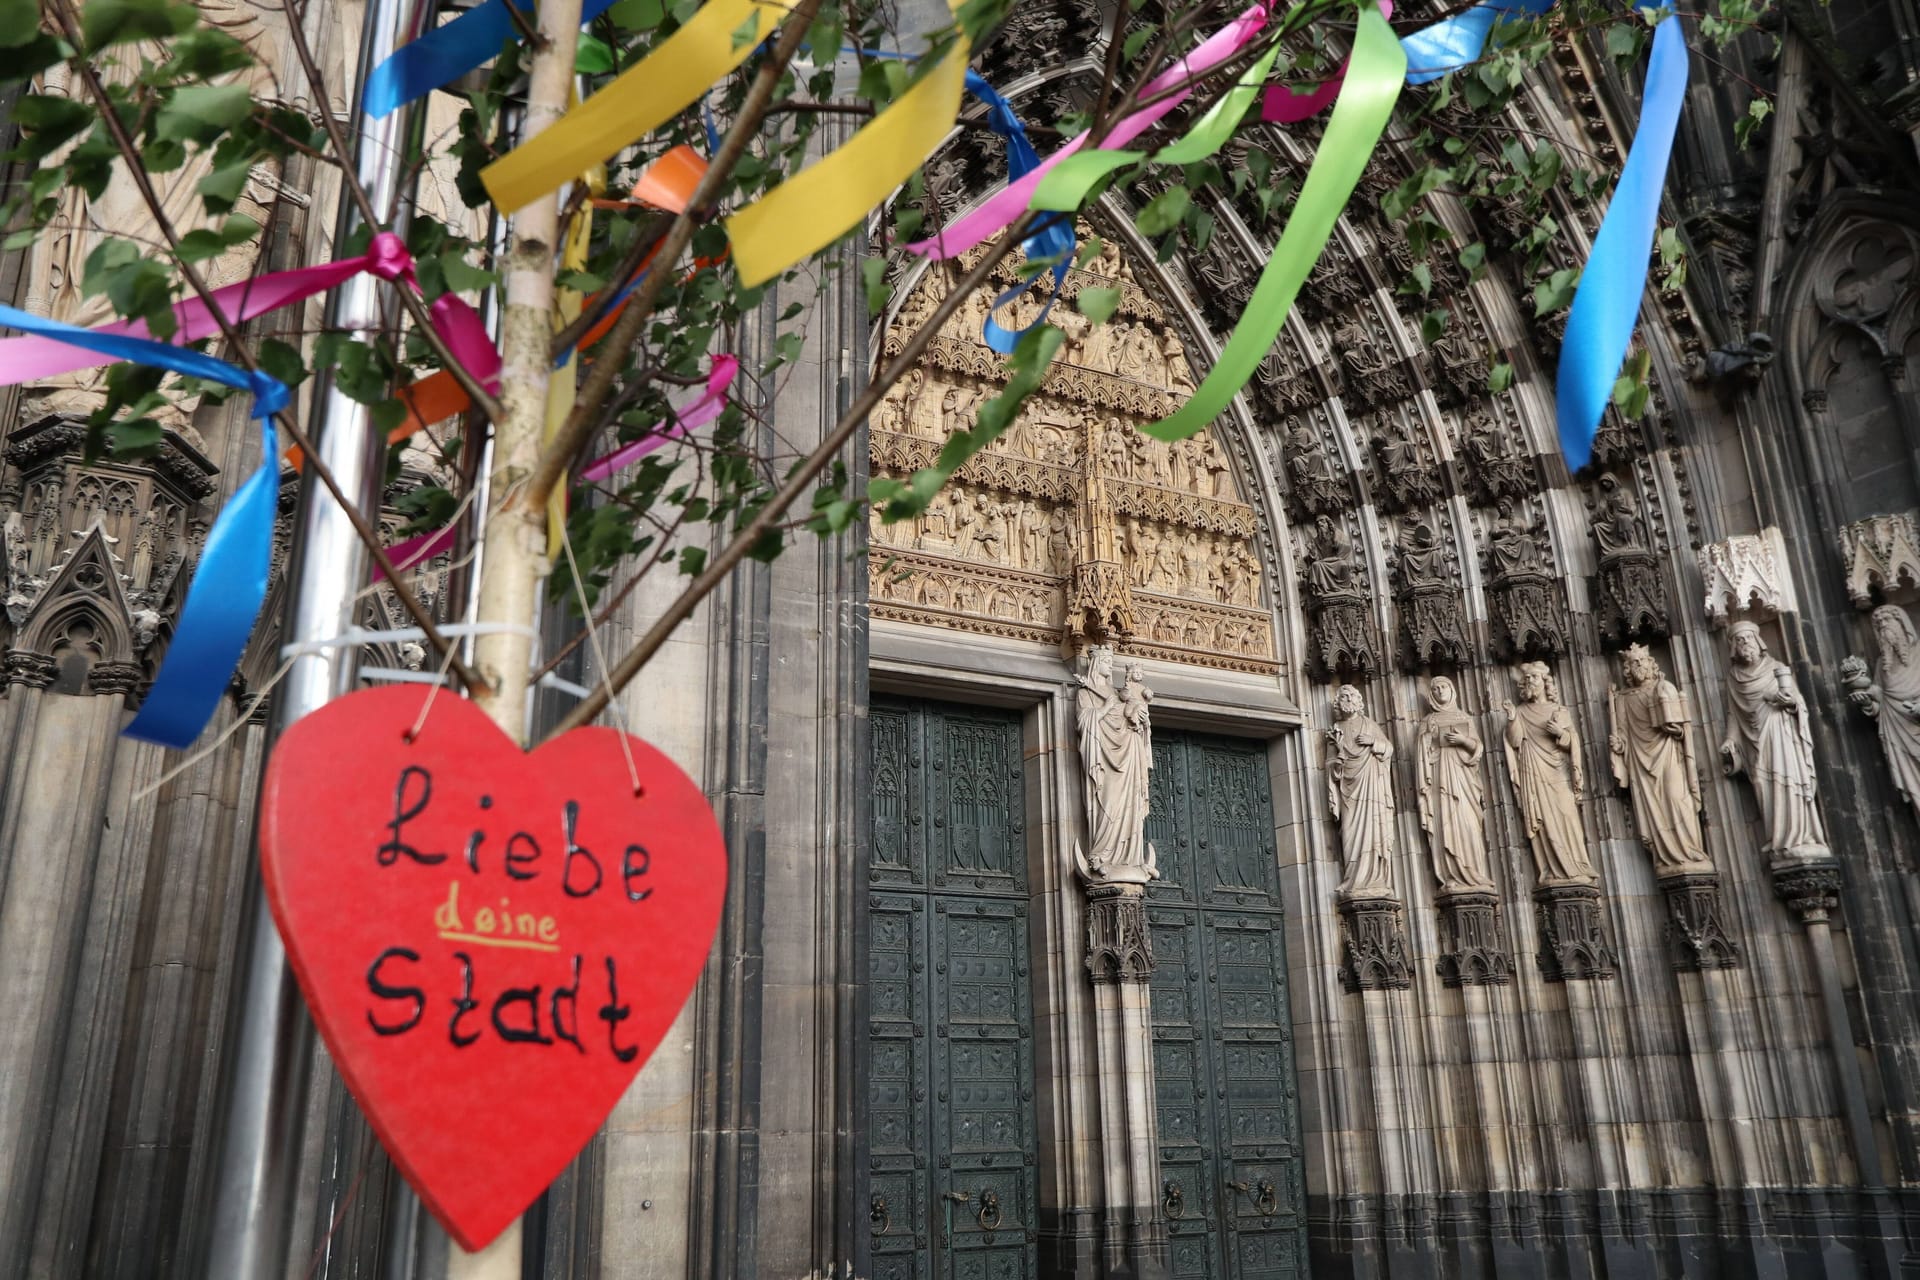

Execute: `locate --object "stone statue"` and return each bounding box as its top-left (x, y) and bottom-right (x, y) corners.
top-left (1607, 645), bottom-right (1712, 876)
top-left (1593, 477), bottom-right (1649, 560)
top-left (1304, 516), bottom-right (1361, 600)
top-left (1502, 661), bottom-right (1597, 886)
top-left (1071, 646), bottom-right (1159, 883)
top-left (1416, 677), bottom-right (1496, 894)
top-left (1719, 621), bottom-right (1831, 863)
top-left (1843, 604), bottom-right (1920, 817)
top-left (1326, 684), bottom-right (1397, 899)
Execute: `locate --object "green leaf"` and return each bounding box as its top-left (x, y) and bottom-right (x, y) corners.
top-left (574, 33), bottom-right (614, 73)
top-left (0, 32), bottom-right (68, 81)
top-left (82, 0), bottom-right (193, 49)
top-left (861, 255), bottom-right (890, 317)
top-left (1121, 24), bottom-right (1155, 61)
top-left (197, 160), bottom-right (251, 214)
top-left (607, 0), bottom-right (664, 29)
top-left (1531, 266), bottom-right (1579, 316)
top-left (1076, 285), bottom-right (1121, 324)
top-left (1134, 186), bottom-right (1190, 238)
top-left (1419, 309), bottom-right (1448, 344)
top-left (730, 9), bottom-right (760, 50)
top-left (256, 336), bottom-right (308, 388)
top-left (106, 418), bottom-right (165, 455)
top-left (105, 259), bottom-right (177, 337)
top-left (174, 228), bottom-right (229, 263)
top-left (371, 398), bottom-right (408, 432)
top-left (0, 0), bottom-right (42, 50)
top-left (439, 254), bottom-right (496, 293)
top-left (12, 94), bottom-right (94, 160)
top-left (81, 238), bottom-right (141, 297)
top-left (220, 212), bottom-right (260, 244)
top-left (678, 546), bottom-right (708, 576)
top-left (1488, 361), bottom-right (1515, 394)
top-left (155, 84), bottom-right (255, 143)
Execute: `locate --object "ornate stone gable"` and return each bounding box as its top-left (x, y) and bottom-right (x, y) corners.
top-left (871, 237), bottom-right (1279, 675)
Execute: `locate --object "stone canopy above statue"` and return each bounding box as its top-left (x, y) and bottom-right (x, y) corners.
top-left (870, 228), bottom-right (1278, 676)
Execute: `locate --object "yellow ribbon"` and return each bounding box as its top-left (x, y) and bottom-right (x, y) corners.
top-left (481, 0), bottom-right (782, 214)
top-left (545, 159), bottom-right (601, 557)
top-left (725, 26), bottom-right (968, 286)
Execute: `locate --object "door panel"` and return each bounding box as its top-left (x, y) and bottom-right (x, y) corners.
top-left (869, 699), bottom-right (1036, 1280)
top-left (1148, 733), bottom-right (1307, 1280)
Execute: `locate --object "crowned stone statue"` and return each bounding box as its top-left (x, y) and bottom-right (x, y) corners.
top-left (1071, 646), bottom-right (1159, 884)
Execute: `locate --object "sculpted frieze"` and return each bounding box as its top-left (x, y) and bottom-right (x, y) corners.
top-left (1458, 398), bottom-right (1535, 504)
top-left (1591, 475), bottom-right (1670, 647)
top-left (1483, 501), bottom-right (1567, 659)
top-left (1296, 515), bottom-right (1380, 678)
top-left (1368, 413), bottom-right (1441, 513)
top-left (872, 243), bottom-right (1277, 674)
top-left (1392, 521), bottom-right (1470, 669)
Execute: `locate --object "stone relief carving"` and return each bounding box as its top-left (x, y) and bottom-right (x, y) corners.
top-left (1607, 646), bottom-right (1713, 876)
top-left (1368, 415), bottom-right (1441, 512)
top-left (1416, 677), bottom-right (1496, 894)
top-left (1253, 335), bottom-right (1319, 416)
top-left (1843, 604), bottom-right (1920, 821)
top-left (1392, 521), bottom-right (1470, 669)
top-left (1428, 311), bottom-right (1487, 406)
top-left (1460, 398), bottom-right (1535, 504)
top-left (1326, 684), bottom-right (1397, 900)
top-left (1592, 475), bottom-right (1670, 647)
top-left (1720, 622), bottom-right (1832, 865)
top-left (1071, 646), bottom-right (1159, 885)
top-left (1699, 529), bottom-right (1794, 622)
top-left (1281, 415), bottom-right (1351, 518)
top-left (1587, 406), bottom-right (1647, 470)
top-left (1296, 515), bottom-right (1379, 677)
top-left (1484, 502), bottom-right (1567, 659)
top-left (872, 244), bottom-right (1276, 674)
top-left (1838, 510), bottom-right (1920, 607)
top-left (1502, 661), bottom-right (1597, 887)
top-left (1330, 315), bottom-right (1412, 408)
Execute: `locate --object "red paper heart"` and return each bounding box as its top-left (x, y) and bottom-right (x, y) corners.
top-left (260, 685), bottom-right (725, 1250)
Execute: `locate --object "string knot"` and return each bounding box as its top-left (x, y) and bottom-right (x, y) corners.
top-left (249, 370), bottom-right (291, 419)
top-left (367, 231), bottom-right (415, 283)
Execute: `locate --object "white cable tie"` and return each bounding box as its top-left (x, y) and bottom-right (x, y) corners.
top-left (360, 667), bottom-right (451, 686)
top-left (538, 673), bottom-right (592, 700)
top-left (280, 621), bottom-right (542, 664)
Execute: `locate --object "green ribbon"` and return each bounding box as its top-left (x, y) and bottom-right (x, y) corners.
top-left (1031, 43), bottom-right (1284, 213)
top-left (1145, 2), bottom-right (1403, 441)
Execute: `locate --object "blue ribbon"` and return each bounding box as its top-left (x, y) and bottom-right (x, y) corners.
top-left (364, 0), bottom-right (622, 118)
top-left (0, 303), bottom-right (291, 749)
top-left (964, 70), bottom-right (1075, 355)
top-left (1556, 11), bottom-right (1687, 469)
top-left (1400, 0), bottom-right (1555, 84)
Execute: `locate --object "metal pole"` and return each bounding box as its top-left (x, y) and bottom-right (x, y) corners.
top-left (198, 0), bottom-right (419, 1270)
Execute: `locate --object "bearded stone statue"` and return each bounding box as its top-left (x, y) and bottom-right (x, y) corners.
top-left (1843, 604), bottom-right (1920, 821)
top-left (1326, 684), bottom-right (1397, 899)
top-left (1501, 662), bottom-right (1597, 887)
top-left (1607, 646), bottom-right (1713, 876)
top-left (1719, 622), bottom-right (1831, 864)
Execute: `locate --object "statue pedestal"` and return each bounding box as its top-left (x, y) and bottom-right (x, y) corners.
top-left (1532, 883), bottom-right (1617, 982)
top-left (1434, 891), bottom-right (1512, 987)
top-left (1336, 894), bottom-right (1412, 993)
top-left (1658, 872), bottom-right (1741, 971)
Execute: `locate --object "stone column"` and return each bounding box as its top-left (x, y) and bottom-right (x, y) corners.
top-left (1065, 645), bottom-right (1170, 1279)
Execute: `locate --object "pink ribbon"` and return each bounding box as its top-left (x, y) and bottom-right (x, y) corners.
top-left (0, 231), bottom-right (498, 390)
top-left (905, 6), bottom-right (1269, 262)
top-left (580, 355), bottom-right (738, 482)
top-left (1261, 0), bottom-right (1391, 122)
top-left (380, 521), bottom-right (459, 580)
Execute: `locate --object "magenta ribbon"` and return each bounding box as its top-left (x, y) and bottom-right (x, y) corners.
top-left (905, 6), bottom-right (1270, 261)
top-left (1262, 0), bottom-right (1391, 122)
top-left (579, 355), bottom-right (738, 482)
top-left (0, 231), bottom-right (498, 390)
top-left (380, 520), bottom-right (460, 581)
